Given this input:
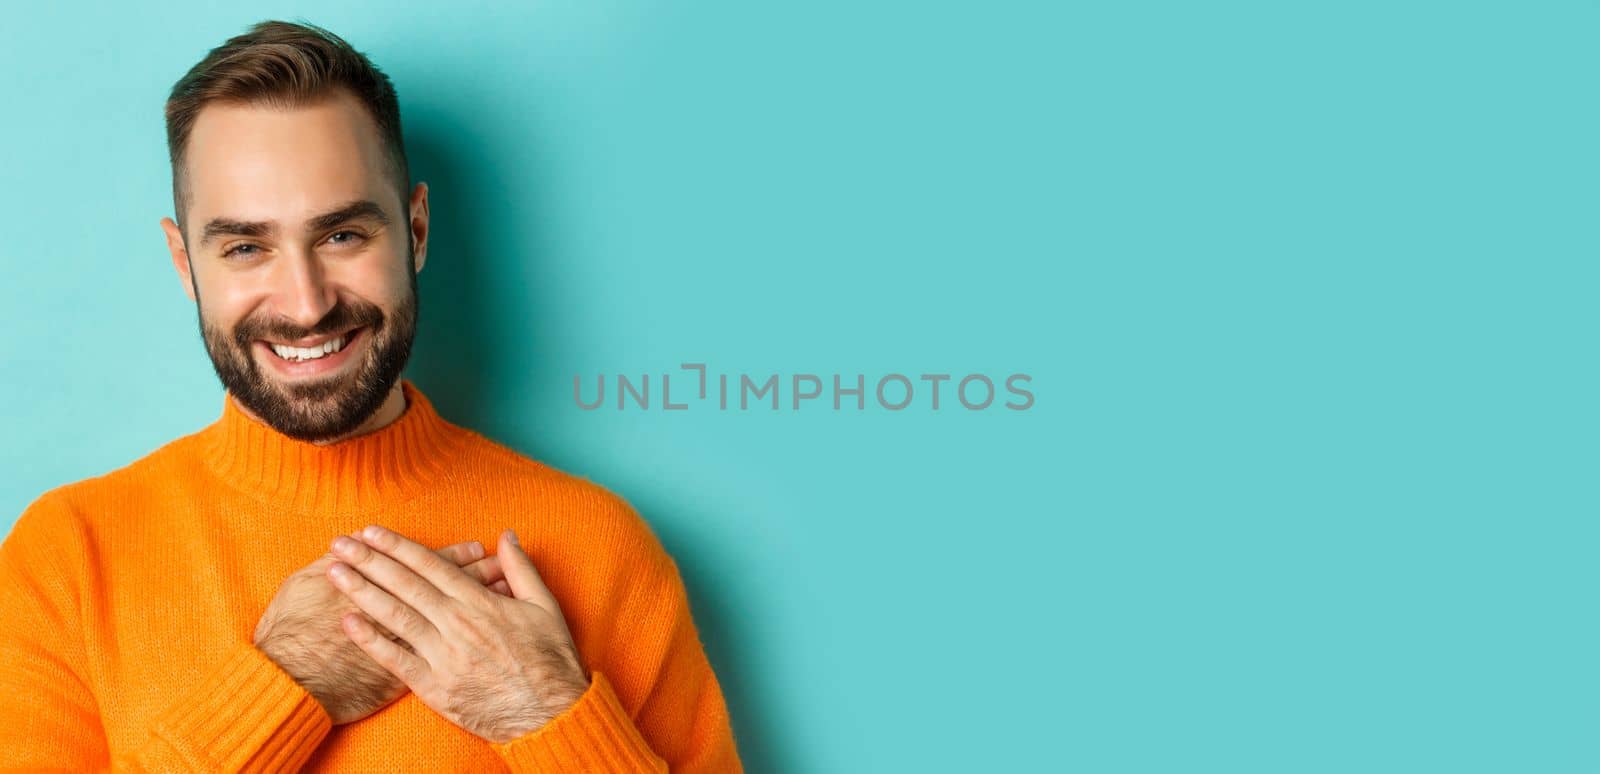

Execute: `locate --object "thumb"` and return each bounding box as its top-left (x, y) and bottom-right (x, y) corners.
top-left (499, 529), bottom-right (559, 611)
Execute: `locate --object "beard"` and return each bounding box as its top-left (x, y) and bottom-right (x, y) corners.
top-left (196, 263), bottom-right (418, 443)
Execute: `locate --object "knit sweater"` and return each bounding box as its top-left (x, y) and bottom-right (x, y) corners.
top-left (0, 379), bottom-right (743, 772)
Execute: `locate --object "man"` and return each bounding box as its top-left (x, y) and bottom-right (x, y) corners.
top-left (0, 19), bottom-right (742, 772)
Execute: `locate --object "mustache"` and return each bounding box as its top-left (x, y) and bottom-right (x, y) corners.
top-left (230, 300), bottom-right (384, 348)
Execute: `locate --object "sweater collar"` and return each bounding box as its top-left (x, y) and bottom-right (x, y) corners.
top-left (199, 379), bottom-right (466, 513)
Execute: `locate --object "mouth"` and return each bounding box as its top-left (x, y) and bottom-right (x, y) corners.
top-left (254, 325), bottom-right (369, 378)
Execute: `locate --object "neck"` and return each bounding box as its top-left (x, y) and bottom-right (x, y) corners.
top-left (232, 382), bottom-right (408, 446)
top-left (201, 379), bottom-right (467, 513)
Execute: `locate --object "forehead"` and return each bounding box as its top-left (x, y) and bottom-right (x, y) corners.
top-left (183, 90), bottom-right (393, 235)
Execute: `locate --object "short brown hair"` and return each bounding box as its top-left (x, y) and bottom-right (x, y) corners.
top-left (164, 19), bottom-right (410, 241)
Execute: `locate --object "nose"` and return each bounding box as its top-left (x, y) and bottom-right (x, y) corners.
top-left (272, 249), bottom-right (338, 332)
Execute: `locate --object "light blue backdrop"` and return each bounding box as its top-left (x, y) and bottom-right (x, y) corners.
top-left (1, 2), bottom-right (1594, 771)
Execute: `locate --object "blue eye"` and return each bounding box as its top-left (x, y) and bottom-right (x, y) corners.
top-left (220, 231), bottom-right (365, 259)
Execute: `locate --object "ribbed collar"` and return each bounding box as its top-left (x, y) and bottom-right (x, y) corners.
top-left (198, 379), bottom-right (466, 513)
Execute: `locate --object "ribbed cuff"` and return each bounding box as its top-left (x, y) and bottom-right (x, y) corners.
top-left (491, 670), bottom-right (665, 772)
top-left (151, 640), bottom-right (333, 772)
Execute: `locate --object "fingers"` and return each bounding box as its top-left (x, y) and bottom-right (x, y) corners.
top-left (327, 557), bottom-right (442, 656)
top-left (340, 611), bottom-right (430, 689)
top-left (363, 612), bottom-right (403, 644)
top-left (458, 555), bottom-right (505, 588)
top-left (332, 533), bottom-right (461, 618)
top-left (496, 529), bottom-right (560, 611)
top-left (462, 554), bottom-right (511, 596)
top-left (435, 540), bottom-right (485, 566)
top-left (335, 533), bottom-right (506, 595)
top-left (328, 534), bottom-right (451, 626)
top-left (331, 532), bottom-right (513, 599)
top-left (355, 526), bottom-right (493, 604)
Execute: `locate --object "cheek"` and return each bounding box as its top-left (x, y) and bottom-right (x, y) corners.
top-left (194, 273), bottom-right (263, 316)
top-left (203, 305), bottom-right (256, 342)
top-left (195, 292), bottom-right (257, 345)
top-left (348, 278), bottom-right (413, 318)
top-left (346, 259), bottom-right (411, 298)
top-left (199, 281), bottom-right (286, 336)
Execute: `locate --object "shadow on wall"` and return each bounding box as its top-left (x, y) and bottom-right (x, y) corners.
top-left (401, 113), bottom-right (784, 770)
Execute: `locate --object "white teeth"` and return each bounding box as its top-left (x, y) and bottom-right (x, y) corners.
top-left (270, 334), bottom-right (346, 362)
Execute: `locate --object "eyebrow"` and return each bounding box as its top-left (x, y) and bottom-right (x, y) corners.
top-left (198, 199), bottom-right (392, 248)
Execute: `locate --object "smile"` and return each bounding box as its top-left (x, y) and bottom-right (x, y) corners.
top-left (269, 334), bottom-right (349, 362)
top-left (255, 326), bottom-right (368, 375)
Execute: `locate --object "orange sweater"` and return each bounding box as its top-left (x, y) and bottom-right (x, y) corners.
top-left (0, 380), bottom-right (743, 772)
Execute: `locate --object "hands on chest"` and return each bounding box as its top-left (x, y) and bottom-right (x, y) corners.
top-left (252, 526), bottom-right (590, 744)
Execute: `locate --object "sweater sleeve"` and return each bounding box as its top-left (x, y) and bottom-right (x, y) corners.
top-left (0, 493), bottom-right (332, 772)
top-left (489, 528), bottom-right (743, 772)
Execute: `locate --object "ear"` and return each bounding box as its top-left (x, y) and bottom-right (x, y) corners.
top-left (159, 216), bottom-right (197, 303)
top-left (407, 181), bottom-right (429, 274)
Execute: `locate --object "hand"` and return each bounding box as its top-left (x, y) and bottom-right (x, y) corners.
top-left (327, 525), bottom-right (590, 744)
top-left (254, 537), bottom-right (513, 725)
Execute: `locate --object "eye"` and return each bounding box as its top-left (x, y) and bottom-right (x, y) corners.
top-left (327, 230), bottom-right (368, 247)
top-left (222, 243), bottom-right (259, 259)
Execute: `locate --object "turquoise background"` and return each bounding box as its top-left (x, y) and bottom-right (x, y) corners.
top-left (2, 1), bottom-right (1595, 771)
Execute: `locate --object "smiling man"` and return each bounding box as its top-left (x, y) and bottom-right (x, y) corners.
top-left (0, 19), bottom-right (742, 772)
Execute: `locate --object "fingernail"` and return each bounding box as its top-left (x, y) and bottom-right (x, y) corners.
top-left (507, 529), bottom-right (520, 547)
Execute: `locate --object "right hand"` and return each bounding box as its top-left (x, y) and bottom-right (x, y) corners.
top-left (254, 537), bottom-right (511, 724)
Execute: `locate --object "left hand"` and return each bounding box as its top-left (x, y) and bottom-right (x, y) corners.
top-left (326, 525), bottom-right (591, 743)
